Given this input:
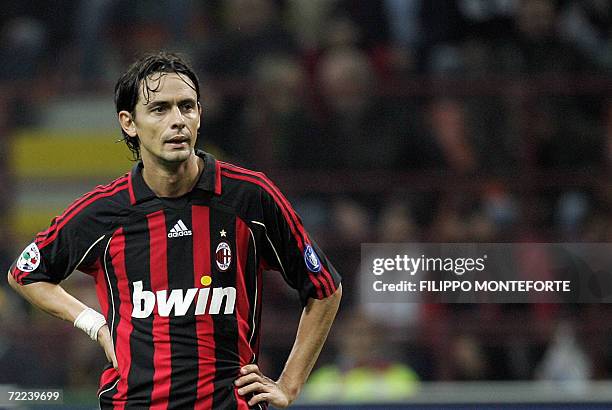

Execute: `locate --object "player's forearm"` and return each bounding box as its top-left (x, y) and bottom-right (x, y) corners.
top-left (7, 272), bottom-right (89, 322)
top-left (277, 284), bottom-right (342, 402)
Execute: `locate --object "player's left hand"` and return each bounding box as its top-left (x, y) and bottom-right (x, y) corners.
top-left (235, 364), bottom-right (294, 408)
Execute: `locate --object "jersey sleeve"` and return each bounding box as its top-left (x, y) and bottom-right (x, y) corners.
top-left (259, 177), bottom-right (341, 306)
top-left (9, 195), bottom-right (110, 285)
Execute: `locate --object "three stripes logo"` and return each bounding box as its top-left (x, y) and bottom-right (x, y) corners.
top-left (168, 219), bottom-right (193, 238)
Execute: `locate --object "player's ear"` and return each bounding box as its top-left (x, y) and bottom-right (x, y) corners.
top-left (197, 102), bottom-right (202, 129)
top-left (118, 111), bottom-right (138, 137)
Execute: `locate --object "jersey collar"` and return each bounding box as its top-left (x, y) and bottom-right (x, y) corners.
top-left (128, 150), bottom-right (222, 205)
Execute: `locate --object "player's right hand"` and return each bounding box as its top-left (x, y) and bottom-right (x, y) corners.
top-left (97, 324), bottom-right (119, 370)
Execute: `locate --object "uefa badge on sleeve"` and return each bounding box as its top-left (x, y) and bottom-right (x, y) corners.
top-left (304, 244), bottom-right (321, 273)
top-left (17, 243), bottom-right (41, 272)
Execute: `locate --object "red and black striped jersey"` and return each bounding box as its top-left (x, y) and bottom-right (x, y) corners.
top-left (9, 150), bottom-right (341, 410)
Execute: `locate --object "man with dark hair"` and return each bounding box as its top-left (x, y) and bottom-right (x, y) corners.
top-left (7, 52), bottom-right (342, 409)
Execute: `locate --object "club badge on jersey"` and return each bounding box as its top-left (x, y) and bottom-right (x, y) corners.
top-left (215, 241), bottom-right (232, 271)
top-left (16, 243), bottom-right (41, 272)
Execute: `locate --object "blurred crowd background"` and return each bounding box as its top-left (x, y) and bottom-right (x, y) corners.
top-left (0, 0), bottom-right (612, 404)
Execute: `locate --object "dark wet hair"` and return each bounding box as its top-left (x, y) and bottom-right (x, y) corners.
top-left (114, 52), bottom-right (201, 160)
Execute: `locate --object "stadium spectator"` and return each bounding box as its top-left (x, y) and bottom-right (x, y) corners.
top-left (362, 199), bottom-right (422, 328)
top-left (558, 0), bottom-right (612, 71)
top-left (229, 54), bottom-right (318, 169)
top-left (418, 97), bottom-right (478, 173)
top-left (536, 320), bottom-right (592, 389)
top-left (448, 334), bottom-right (489, 381)
top-left (199, 0), bottom-right (296, 79)
top-left (315, 47), bottom-right (416, 169)
top-left (493, 0), bottom-right (589, 74)
top-left (305, 311), bottom-right (419, 402)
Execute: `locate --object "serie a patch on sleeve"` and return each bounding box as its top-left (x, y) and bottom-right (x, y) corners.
top-left (17, 242), bottom-right (41, 272)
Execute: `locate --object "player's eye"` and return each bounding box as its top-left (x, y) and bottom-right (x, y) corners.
top-left (181, 102), bottom-right (195, 111)
top-left (151, 105), bottom-right (166, 113)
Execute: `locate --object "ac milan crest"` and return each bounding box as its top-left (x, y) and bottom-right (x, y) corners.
top-left (215, 241), bottom-right (232, 271)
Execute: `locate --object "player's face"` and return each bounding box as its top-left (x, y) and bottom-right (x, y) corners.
top-left (121, 72), bottom-right (201, 165)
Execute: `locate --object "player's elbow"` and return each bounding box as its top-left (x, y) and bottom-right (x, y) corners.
top-left (334, 283), bottom-right (342, 298)
top-left (329, 283), bottom-right (342, 305)
top-left (7, 270), bottom-right (20, 290)
top-left (324, 284), bottom-right (342, 318)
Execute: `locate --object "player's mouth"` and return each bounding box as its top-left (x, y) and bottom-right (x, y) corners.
top-left (164, 135), bottom-right (190, 148)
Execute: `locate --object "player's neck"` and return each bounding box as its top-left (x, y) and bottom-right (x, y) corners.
top-left (141, 153), bottom-right (202, 198)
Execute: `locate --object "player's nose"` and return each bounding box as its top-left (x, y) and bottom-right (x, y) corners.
top-left (170, 105), bottom-right (186, 129)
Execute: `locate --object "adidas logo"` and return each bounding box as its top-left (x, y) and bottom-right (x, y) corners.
top-left (168, 219), bottom-right (192, 238)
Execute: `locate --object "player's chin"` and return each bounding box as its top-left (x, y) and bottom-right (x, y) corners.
top-left (160, 148), bottom-right (193, 163)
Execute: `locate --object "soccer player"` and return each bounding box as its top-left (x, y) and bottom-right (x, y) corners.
top-left (7, 52), bottom-right (342, 409)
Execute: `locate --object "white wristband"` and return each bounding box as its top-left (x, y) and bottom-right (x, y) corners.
top-left (74, 307), bottom-right (107, 341)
